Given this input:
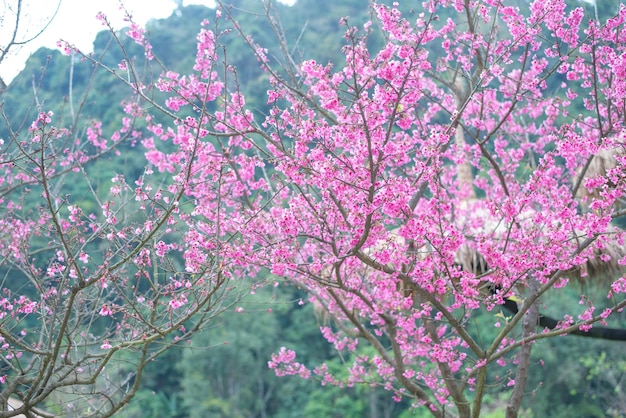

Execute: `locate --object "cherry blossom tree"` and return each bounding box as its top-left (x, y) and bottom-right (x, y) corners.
top-left (0, 9), bottom-right (247, 416)
top-left (2, 0), bottom-right (626, 417)
top-left (211, 1), bottom-right (626, 416)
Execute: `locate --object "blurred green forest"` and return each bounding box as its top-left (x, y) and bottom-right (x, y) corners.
top-left (1, 0), bottom-right (625, 417)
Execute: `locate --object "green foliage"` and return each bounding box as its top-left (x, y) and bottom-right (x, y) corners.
top-left (117, 389), bottom-right (184, 418)
top-left (174, 285), bottom-right (333, 418)
top-left (301, 352), bottom-right (410, 418)
top-left (519, 286), bottom-right (626, 417)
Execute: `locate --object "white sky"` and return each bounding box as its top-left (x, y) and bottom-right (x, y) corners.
top-left (0, 0), bottom-right (219, 84)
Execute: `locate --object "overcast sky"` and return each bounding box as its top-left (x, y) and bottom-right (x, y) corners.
top-left (1, 0), bottom-right (218, 84)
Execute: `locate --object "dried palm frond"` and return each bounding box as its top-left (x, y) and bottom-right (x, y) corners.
top-left (575, 146), bottom-right (624, 202)
top-left (452, 230), bottom-right (625, 287)
top-left (573, 225), bottom-right (626, 285)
